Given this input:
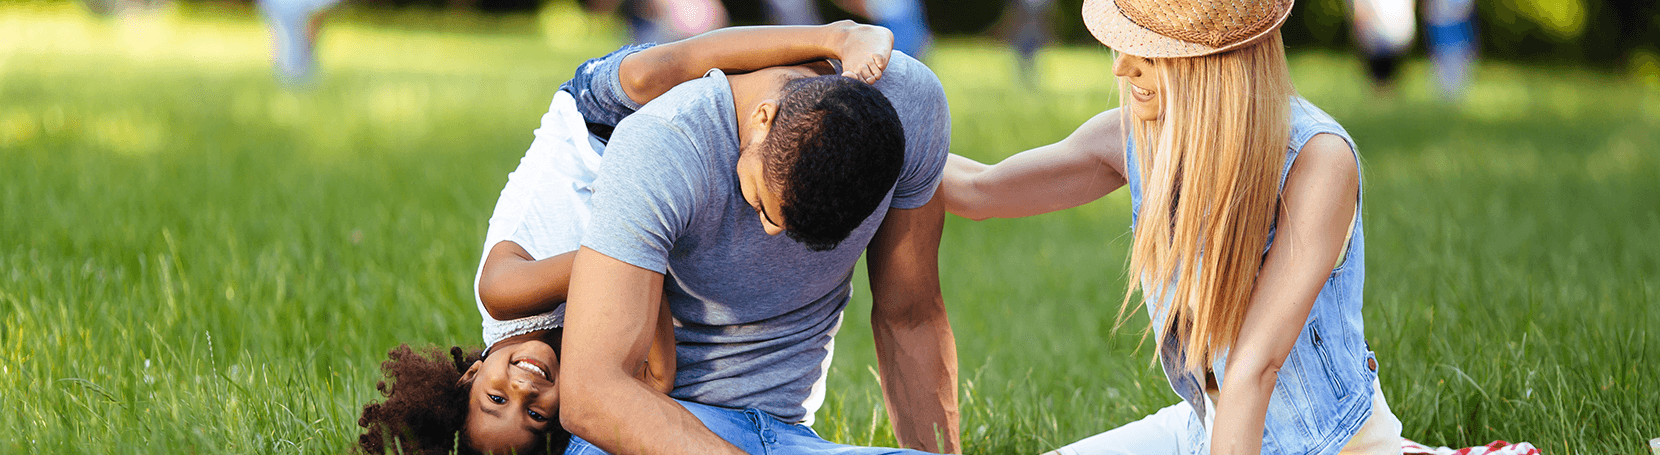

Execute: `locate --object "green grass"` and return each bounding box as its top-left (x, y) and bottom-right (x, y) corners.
top-left (3, 3), bottom-right (1658, 453)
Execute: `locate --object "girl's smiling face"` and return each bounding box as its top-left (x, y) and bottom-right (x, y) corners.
top-left (1113, 52), bottom-right (1164, 122)
top-left (460, 339), bottom-right (561, 454)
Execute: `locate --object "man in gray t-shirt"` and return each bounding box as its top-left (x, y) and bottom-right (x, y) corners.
top-left (557, 47), bottom-right (957, 455)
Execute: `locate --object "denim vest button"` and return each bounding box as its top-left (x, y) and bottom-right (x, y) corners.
top-left (1368, 357), bottom-right (1378, 372)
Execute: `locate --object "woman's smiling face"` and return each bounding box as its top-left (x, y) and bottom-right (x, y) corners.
top-left (1112, 52), bottom-right (1164, 122)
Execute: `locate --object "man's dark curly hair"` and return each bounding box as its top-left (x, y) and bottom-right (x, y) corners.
top-left (762, 75), bottom-right (907, 252)
top-left (357, 345), bottom-right (565, 455)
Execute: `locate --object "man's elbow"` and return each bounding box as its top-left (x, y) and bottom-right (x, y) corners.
top-left (558, 377), bottom-right (602, 436)
top-left (872, 297), bottom-right (949, 331)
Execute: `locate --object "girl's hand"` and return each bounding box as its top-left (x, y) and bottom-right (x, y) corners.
top-left (831, 20), bottom-right (893, 84)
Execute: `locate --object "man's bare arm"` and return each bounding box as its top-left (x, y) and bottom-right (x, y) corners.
top-left (559, 247), bottom-right (742, 455)
top-left (866, 194), bottom-right (960, 453)
top-left (643, 295), bottom-right (678, 394)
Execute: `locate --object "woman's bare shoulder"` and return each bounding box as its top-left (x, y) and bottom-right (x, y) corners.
top-left (1292, 133), bottom-right (1357, 182)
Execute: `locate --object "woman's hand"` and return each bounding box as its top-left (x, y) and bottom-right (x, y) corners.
top-left (830, 20), bottom-right (893, 84)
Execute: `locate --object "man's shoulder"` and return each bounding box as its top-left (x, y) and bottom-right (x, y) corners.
top-left (873, 52), bottom-right (946, 111)
top-left (599, 74), bottom-right (734, 199)
top-left (874, 52), bottom-right (949, 157)
top-left (612, 77), bottom-right (732, 146)
top-left (631, 72), bottom-right (734, 124)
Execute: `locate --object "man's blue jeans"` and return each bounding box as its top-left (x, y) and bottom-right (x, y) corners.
top-left (564, 399), bottom-right (936, 455)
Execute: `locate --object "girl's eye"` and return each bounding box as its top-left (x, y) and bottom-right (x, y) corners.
top-left (528, 409), bottom-right (547, 422)
top-left (489, 394), bottom-right (506, 405)
top-left (1143, 57), bottom-right (1154, 65)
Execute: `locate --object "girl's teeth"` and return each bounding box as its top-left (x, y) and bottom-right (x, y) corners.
top-left (515, 361), bottom-right (547, 378)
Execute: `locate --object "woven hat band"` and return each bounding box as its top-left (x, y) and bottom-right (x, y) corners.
top-left (1116, 0), bottom-right (1286, 48)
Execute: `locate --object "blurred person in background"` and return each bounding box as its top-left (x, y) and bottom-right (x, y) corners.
top-left (604, 0), bottom-right (931, 59)
top-left (747, 0), bottom-right (933, 59)
top-left (1001, 0), bottom-right (1055, 87)
top-left (78, 0), bottom-right (169, 17)
top-left (587, 0), bottom-right (727, 43)
top-left (258, 0), bottom-right (340, 84)
top-left (1425, 0), bottom-right (1476, 100)
top-left (763, 0), bottom-right (823, 25)
top-left (1348, 0), bottom-right (1415, 90)
top-left (833, 0), bottom-right (932, 58)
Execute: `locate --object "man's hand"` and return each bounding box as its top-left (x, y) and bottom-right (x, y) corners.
top-left (866, 194), bottom-right (961, 453)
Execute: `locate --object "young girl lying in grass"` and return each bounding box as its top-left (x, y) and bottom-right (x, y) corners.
top-left (356, 21), bottom-right (896, 455)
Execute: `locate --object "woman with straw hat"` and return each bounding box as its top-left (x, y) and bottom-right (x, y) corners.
top-left (941, 0), bottom-right (1403, 453)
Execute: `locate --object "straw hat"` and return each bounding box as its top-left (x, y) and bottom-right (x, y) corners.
top-left (1083, 0), bottom-right (1294, 58)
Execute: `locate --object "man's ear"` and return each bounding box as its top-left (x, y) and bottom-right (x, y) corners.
top-left (746, 99), bottom-right (780, 148)
top-left (457, 360), bottom-right (483, 387)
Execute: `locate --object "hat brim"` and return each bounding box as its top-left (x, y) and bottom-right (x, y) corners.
top-left (1083, 0), bottom-right (1293, 58)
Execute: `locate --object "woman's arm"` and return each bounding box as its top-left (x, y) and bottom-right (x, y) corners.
top-left (1210, 133), bottom-right (1359, 455)
top-left (477, 241), bottom-right (575, 320)
top-left (618, 20), bottom-right (894, 105)
top-left (941, 109), bottom-right (1129, 221)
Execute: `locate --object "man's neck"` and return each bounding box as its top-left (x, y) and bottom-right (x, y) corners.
top-left (727, 72), bottom-right (770, 146)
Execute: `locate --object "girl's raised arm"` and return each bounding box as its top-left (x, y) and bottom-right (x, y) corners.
top-left (618, 20), bottom-right (894, 105)
top-left (942, 109), bottom-right (1129, 221)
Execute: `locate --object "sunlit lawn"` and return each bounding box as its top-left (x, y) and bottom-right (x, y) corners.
top-left (3, 2), bottom-right (1658, 453)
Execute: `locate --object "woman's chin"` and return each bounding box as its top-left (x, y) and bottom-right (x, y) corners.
top-left (1134, 110), bottom-right (1161, 122)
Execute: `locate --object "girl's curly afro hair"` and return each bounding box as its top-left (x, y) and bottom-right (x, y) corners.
top-left (357, 344), bottom-right (487, 455)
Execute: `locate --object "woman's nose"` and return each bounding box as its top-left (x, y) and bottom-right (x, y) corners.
top-left (1112, 53), bottom-right (1136, 77)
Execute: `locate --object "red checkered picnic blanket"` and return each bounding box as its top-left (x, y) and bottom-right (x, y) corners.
top-left (1402, 439), bottom-right (1541, 455)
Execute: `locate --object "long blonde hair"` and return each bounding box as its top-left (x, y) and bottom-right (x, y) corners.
top-left (1121, 30), bottom-right (1294, 374)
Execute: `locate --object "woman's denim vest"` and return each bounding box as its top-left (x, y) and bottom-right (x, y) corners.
top-left (1124, 98), bottom-right (1377, 455)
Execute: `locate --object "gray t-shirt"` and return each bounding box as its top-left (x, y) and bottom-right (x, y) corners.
top-left (579, 50), bottom-right (949, 424)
